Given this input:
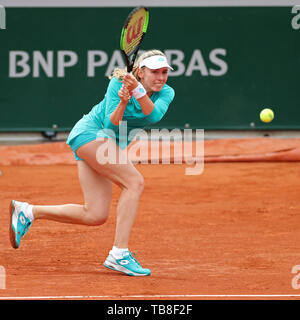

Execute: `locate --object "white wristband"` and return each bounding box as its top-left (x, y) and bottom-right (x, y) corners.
top-left (132, 82), bottom-right (147, 100)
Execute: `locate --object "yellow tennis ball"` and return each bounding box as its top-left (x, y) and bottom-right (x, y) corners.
top-left (260, 108), bottom-right (274, 123)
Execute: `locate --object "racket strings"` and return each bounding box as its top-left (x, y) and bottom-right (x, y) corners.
top-left (122, 8), bottom-right (148, 55)
top-left (120, 7), bottom-right (149, 71)
top-left (124, 33), bottom-right (144, 55)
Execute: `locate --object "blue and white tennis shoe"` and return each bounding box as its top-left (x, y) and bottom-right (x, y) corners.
top-left (9, 200), bottom-right (32, 249)
top-left (104, 251), bottom-right (151, 276)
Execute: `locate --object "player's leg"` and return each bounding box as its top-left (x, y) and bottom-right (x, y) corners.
top-left (76, 138), bottom-right (150, 276)
top-left (10, 160), bottom-right (112, 248)
top-left (76, 138), bottom-right (144, 248)
top-left (32, 160), bottom-right (112, 225)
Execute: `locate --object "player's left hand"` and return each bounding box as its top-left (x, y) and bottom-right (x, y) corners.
top-left (123, 73), bottom-right (139, 92)
top-left (119, 85), bottom-right (132, 102)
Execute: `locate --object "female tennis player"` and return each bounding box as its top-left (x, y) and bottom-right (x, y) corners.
top-left (10, 49), bottom-right (175, 276)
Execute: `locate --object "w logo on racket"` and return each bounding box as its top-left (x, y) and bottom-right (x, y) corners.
top-left (126, 17), bottom-right (144, 44)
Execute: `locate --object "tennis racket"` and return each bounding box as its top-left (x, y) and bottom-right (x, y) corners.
top-left (120, 6), bottom-right (149, 73)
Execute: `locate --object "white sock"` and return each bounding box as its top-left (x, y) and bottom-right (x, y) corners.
top-left (25, 204), bottom-right (34, 222)
top-left (110, 246), bottom-right (129, 259)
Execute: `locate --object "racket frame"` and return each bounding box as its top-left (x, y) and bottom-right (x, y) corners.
top-left (120, 6), bottom-right (149, 73)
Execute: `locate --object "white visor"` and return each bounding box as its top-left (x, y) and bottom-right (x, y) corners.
top-left (139, 55), bottom-right (173, 70)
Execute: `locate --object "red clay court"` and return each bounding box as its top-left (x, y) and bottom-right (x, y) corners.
top-left (1, 138), bottom-right (300, 299)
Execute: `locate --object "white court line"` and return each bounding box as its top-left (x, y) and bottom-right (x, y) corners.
top-left (1, 294), bottom-right (300, 299)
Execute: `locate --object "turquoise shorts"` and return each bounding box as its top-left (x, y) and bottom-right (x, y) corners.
top-left (66, 114), bottom-right (112, 161)
top-left (66, 115), bottom-right (128, 161)
top-left (67, 133), bottom-right (98, 161)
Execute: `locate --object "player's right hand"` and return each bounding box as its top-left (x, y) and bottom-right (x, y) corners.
top-left (123, 73), bottom-right (139, 92)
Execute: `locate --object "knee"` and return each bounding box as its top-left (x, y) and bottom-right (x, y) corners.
top-left (126, 173), bottom-right (145, 195)
top-left (83, 207), bottom-right (108, 226)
